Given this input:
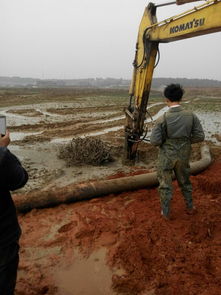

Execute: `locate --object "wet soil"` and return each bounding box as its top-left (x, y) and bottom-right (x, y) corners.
top-left (16, 157), bottom-right (221, 295)
top-left (0, 88), bottom-right (220, 295)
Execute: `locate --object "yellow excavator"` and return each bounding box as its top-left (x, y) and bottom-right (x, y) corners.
top-left (124, 0), bottom-right (221, 161)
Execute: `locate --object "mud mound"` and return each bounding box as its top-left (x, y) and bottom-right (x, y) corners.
top-left (196, 157), bottom-right (221, 194)
top-left (58, 137), bottom-right (113, 166)
top-left (16, 158), bottom-right (221, 295)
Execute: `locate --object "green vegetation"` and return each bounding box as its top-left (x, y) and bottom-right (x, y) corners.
top-left (184, 101), bottom-right (221, 112)
top-left (0, 88), bottom-right (220, 112)
top-left (0, 88), bottom-right (129, 108)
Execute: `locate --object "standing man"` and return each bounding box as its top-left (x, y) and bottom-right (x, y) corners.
top-left (150, 84), bottom-right (205, 219)
top-left (0, 130), bottom-right (28, 294)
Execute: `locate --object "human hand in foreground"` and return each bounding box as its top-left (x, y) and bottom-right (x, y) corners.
top-left (0, 130), bottom-right (11, 147)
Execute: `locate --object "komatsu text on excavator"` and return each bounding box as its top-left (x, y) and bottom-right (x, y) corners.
top-left (124, 0), bottom-right (221, 161)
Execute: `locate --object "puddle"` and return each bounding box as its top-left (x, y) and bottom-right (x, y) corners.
top-left (50, 126), bottom-right (123, 144)
top-left (93, 115), bottom-right (124, 124)
top-left (10, 131), bottom-right (43, 141)
top-left (197, 111), bottom-right (221, 144)
top-left (35, 108), bottom-right (64, 117)
top-left (50, 103), bottom-right (167, 144)
top-left (54, 248), bottom-right (117, 295)
top-left (0, 110), bottom-right (41, 126)
top-left (3, 101), bottom-right (220, 146)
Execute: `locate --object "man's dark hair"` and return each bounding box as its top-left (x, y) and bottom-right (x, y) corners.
top-left (164, 84), bottom-right (184, 102)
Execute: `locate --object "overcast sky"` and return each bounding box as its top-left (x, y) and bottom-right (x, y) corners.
top-left (0, 0), bottom-right (220, 80)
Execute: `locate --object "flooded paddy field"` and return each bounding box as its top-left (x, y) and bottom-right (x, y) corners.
top-left (0, 87), bottom-right (220, 295)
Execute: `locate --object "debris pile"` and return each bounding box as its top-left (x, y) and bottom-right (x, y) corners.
top-left (58, 137), bottom-right (113, 166)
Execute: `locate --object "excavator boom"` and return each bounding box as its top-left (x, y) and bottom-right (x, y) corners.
top-left (125, 0), bottom-right (221, 161)
top-left (148, 0), bottom-right (221, 42)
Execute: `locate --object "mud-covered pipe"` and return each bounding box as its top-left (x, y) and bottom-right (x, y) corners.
top-left (14, 145), bottom-right (211, 213)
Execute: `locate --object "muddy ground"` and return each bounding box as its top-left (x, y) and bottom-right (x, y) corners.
top-left (0, 87), bottom-right (221, 295)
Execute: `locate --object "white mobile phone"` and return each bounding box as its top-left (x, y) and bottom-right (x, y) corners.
top-left (0, 116), bottom-right (6, 136)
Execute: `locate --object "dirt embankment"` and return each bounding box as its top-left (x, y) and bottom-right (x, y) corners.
top-left (16, 156), bottom-right (221, 295)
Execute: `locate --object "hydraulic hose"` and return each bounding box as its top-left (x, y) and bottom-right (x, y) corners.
top-left (14, 145), bottom-right (211, 213)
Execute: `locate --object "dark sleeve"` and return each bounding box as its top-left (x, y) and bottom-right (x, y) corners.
top-left (190, 114), bottom-right (205, 144)
top-left (0, 148), bottom-right (28, 191)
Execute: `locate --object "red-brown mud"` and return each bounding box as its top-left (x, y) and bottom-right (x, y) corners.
top-left (15, 157), bottom-right (221, 295)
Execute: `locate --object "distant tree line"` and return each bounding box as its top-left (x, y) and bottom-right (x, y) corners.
top-left (0, 76), bottom-right (221, 88)
top-left (151, 77), bottom-right (221, 88)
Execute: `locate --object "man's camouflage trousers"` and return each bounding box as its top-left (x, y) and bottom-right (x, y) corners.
top-left (157, 139), bottom-right (193, 217)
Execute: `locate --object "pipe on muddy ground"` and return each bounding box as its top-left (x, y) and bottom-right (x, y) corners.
top-left (14, 145), bottom-right (211, 213)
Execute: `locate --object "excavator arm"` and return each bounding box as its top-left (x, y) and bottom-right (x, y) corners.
top-left (124, 0), bottom-right (221, 161)
top-left (124, 2), bottom-right (159, 161)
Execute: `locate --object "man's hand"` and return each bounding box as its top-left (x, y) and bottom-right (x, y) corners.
top-left (0, 130), bottom-right (10, 147)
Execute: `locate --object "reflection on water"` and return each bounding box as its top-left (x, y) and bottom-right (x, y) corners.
top-left (50, 126), bottom-right (123, 144)
top-left (51, 103), bottom-right (167, 144)
top-left (0, 109), bottom-right (41, 126)
top-left (2, 101), bottom-right (221, 146)
top-left (198, 111), bottom-right (221, 143)
top-left (10, 131), bottom-right (43, 141)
